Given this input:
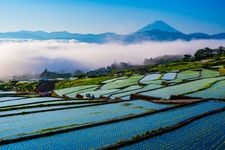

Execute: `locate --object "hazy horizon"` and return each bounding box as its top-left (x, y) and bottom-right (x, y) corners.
top-left (1, 39), bottom-right (225, 79)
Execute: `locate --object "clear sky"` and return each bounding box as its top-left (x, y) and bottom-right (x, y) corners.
top-left (0, 0), bottom-right (225, 34)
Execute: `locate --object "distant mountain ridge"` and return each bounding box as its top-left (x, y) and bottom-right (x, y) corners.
top-left (0, 20), bottom-right (225, 43)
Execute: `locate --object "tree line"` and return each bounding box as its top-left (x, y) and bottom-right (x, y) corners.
top-left (184, 46), bottom-right (225, 61)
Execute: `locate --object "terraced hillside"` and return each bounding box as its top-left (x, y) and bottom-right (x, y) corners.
top-left (0, 68), bottom-right (225, 149)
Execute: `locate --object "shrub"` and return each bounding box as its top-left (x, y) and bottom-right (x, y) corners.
top-left (218, 66), bottom-right (225, 76)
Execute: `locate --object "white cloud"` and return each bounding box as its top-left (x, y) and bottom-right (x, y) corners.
top-left (0, 39), bottom-right (225, 79)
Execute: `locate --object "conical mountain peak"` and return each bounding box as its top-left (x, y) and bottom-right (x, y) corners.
top-left (138, 20), bottom-right (179, 33)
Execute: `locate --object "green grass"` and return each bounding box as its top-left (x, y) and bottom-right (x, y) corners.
top-left (150, 62), bottom-right (203, 72)
top-left (65, 87), bottom-right (98, 98)
top-left (102, 85), bottom-right (142, 97)
top-left (101, 77), bottom-right (127, 84)
top-left (55, 76), bottom-right (114, 89)
top-left (201, 69), bottom-right (220, 78)
top-left (54, 85), bottom-right (98, 97)
top-left (100, 75), bottom-right (144, 90)
top-left (15, 81), bottom-right (38, 92)
top-left (169, 70), bottom-right (200, 83)
top-left (177, 70), bottom-right (200, 80)
top-left (109, 84), bottom-right (162, 99)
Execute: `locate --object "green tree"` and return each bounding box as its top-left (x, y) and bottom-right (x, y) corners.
top-left (183, 54), bottom-right (193, 61)
top-left (194, 47), bottom-right (215, 60)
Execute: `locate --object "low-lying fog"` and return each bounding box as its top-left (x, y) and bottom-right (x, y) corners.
top-left (0, 39), bottom-right (225, 79)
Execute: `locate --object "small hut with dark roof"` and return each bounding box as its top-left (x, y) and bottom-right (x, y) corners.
top-left (35, 80), bottom-right (57, 96)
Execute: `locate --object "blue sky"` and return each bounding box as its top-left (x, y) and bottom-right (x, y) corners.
top-left (0, 0), bottom-right (224, 34)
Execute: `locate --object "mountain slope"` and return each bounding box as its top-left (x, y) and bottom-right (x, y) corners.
top-left (125, 30), bottom-right (187, 42)
top-left (137, 20), bottom-right (179, 33)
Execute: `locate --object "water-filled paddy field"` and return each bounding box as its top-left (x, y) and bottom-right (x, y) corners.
top-left (1, 68), bottom-right (225, 149)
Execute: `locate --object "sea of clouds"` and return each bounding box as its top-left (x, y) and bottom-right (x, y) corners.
top-left (0, 39), bottom-right (225, 79)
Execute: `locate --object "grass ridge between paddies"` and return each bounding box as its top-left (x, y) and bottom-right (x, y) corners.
top-left (0, 100), bottom-right (168, 141)
top-left (1, 100), bottom-right (224, 149)
top-left (122, 110), bottom-right (225, 150)
top-left (186, 79), bottom-right (225, 99)
top-left (109, 84), bottom-right (163, 100)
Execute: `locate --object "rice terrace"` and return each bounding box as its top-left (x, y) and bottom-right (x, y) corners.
top-left (0, 0), bottom-right (225, 149)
